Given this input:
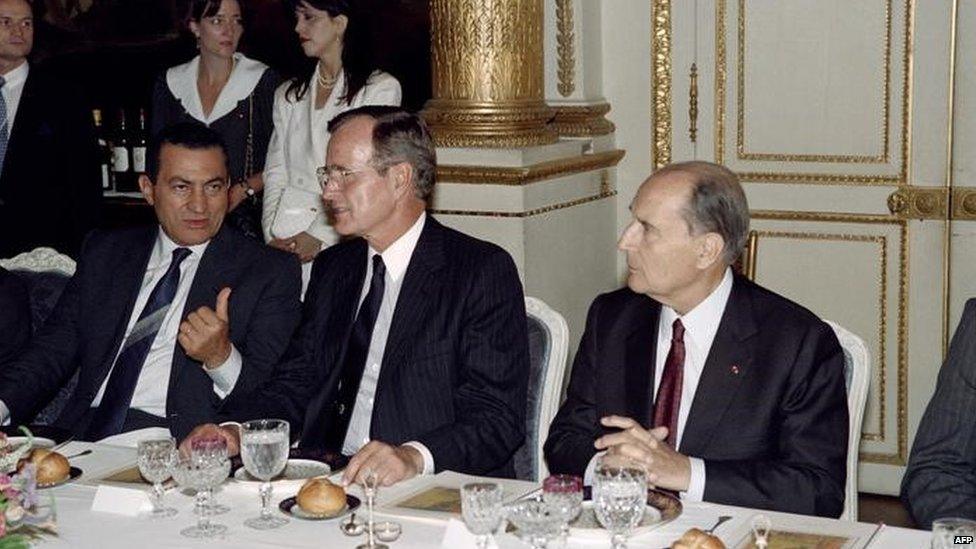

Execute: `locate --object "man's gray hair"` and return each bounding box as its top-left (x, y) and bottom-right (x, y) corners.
top-left (655, 161), bottom-right (750, 265)
top-left (328, 106), bottom-right (437, 199)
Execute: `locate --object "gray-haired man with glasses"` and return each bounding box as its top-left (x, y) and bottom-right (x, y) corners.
top-left (185, 106), bottom-right (530, 488)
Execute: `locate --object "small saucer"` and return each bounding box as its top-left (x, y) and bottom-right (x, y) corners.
top-left (278, 494), bottom-right (361, 520)
top-left (38, 466), bottom-right (82, 489)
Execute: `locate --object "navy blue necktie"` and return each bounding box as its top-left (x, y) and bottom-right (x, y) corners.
top-left (86, 247), bottom-right (192, 440)
top-left (0, 75), bottom-right (9, 176)
top-left (320, 254), bottom-right (386, 451)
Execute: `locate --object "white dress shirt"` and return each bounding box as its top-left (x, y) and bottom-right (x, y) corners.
top-left (585, 268), bottom-right (734, 502)
top-left (0, 228), bottom-right (243, 427)
top-left (341, 213), bottom-right (434, 474)
top-left (1, 61), bottom-right (28, 136)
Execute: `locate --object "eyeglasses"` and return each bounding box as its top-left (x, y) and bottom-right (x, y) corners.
top-left (316, 165), bottom-right (372, 190)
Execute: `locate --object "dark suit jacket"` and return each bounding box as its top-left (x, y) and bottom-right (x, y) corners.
top-left (294, 217), bottom-right (529, 477)
top-left (0, 225), bottom-right (306, 440)
top-left (901, 298), bottom-right (976, 528)
top-left (544, 275), bottom-right (848, 517)
top-left (0, 66), bottom-right (102, 259)
top-left (0, 267), bottom-right (30, 365)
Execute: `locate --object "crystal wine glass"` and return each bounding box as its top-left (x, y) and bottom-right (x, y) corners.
top-left (240, 419), bottom-right (290, 530)
top-left (592, 455), bottom-right (647, 549)
top-left (137, 438), bottom-right (178, 519)
top-left (542, 474), bottom-right (583, 541)
top-left (506, 498), bottom-right (564, 549)
top-left (172, 456), bottom-right (229, 538)
top-left (190, 437), bottom-right (230, 515)
top-left (461, 482), bottom-right (504, 549)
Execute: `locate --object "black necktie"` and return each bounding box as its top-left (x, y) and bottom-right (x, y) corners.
top-left (86, 247), bottom-right (192, 440)
top-left (321, 254), bottom-right (386, 451)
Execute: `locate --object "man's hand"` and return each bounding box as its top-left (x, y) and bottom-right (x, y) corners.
top-left (341, 441), bottom-right (423, 487)
top-left (179, 287), bottom-right (232, 368)
top-left (291, 232), bottom-right (322, 263)
top-left (268, 237), bottom-right (294, 252)
top-left (595, 415), bottom-right (692, 492)
top-left (180, 423), bottom-right (241, 457)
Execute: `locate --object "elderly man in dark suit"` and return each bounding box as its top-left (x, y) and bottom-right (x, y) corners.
top-left (0, 123), bottom-right (304, 441)
top-left (544, 161), bottom-right (849, 518)
top-left (0, 0), bottom-right (101, 259)
top-left (0, 266), bottom-right (30, 364)
top-left (187, 106), bottom-right (529, 486)
top-left (901, 299), bottom-right (976, 528)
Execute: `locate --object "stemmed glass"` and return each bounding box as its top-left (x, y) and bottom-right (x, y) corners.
top-left (172, 456), bottom-right (229, 538)
top-left (240, 419), bottom-right (290, 530)
top-left (357, 470), bottom-right (387, 549)
top-left (137, 438), bottom-right (178, 519)
top-left (506, 499), bottom-right (564, 549)
top-left (542, 474), bottom-right (583, 541)
top-left (190, 437), bottom-right (230, 515)
top-left (461, 482), bottom-right (504, 549)
top-left (592, 455), bottom-right (647, 549)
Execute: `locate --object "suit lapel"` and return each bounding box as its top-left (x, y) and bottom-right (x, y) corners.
top-left (679, 276), bottom-right (758, 456)
top-left (95, 228), bottom-right (156, 380)
top-left (623, 299), bottom-right (659, 428)
top-left (324, 242), bottom-right (368, 368)
top-left (376, 218), bottom-right (446, 385)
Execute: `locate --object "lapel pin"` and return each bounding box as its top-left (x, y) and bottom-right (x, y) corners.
top-left (730, 365), bottom-right (740, 375)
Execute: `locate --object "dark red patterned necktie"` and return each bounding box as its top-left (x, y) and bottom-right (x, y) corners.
top-left (653, 318), bottom-right (685, 448)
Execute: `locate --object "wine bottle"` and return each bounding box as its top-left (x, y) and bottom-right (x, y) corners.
top-left (132, 108), bottom-right (148, 178)
top-left (111, 109), bottom-right (134, 192)
top-left (92, 109), bottom-right (114, 191)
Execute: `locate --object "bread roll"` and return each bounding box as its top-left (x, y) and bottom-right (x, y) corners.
top-left (671, 527), bottom-right (727, 549)
top-left (20, 448), bottom-right (71, 485)
top-left (296, 477), bottom-right (346, 515)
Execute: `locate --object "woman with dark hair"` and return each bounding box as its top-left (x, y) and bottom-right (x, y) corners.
top-left (151, 0), bottom-right (279, 240)
top-left (262, 0), bottom-right (400, 289)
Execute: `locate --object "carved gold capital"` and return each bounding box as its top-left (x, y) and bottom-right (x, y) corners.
top-left (887, 187), bottom-right (948, 219)
top-left (550, 103), bottom-right (615, 137)
top-left (424, 0), bottom-right (556, 147)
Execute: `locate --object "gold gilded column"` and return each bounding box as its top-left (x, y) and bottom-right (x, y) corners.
top-left (423, 0), bottom-right (557, 148)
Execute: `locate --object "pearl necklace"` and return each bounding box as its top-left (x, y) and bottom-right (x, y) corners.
top-left (316, 64), bottom-right (338, 89)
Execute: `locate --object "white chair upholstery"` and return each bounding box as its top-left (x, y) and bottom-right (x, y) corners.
top-left (825, 320), bottom-right (871, 521)
top-left (515, 297), bottom-right (569, 481)
top-left (0, 247), bottom-right (76, 276)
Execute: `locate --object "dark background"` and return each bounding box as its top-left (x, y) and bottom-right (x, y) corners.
top-left (31, 0), bottom-right (432, 121)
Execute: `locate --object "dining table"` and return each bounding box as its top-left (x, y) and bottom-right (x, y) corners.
top-left (29, 441), bottom-right (932, 548)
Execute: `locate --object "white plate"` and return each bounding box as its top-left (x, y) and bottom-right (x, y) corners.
top-left (4, 437), bottom-right (56, 449)
top-left (569, 501), bottom-right (666, 541)
top-left (233, 459), bottom-right (331, 483)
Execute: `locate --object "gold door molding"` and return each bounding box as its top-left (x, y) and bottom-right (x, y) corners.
top-left (651, 0), bottom-right (672, 169)
top-left (752, 210), bottom-right (909, 465)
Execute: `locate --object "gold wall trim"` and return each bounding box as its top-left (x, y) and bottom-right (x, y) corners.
top-left (735, 0), bottom-right (892, 163)
top-left (556, 0), bottom-right (576, 97)
top-left (689, 63), bottom-right (699, 143)
top-left (713, 0), bottom-right (914, 185)
top-left (951, 189), bottom-right (976, 221)
top-left (550, 103), bottom-right (616, 137)
top-left (430, 189), bottom-right (616, 217)
top-left (754, 230), bottom-right (888, 442)
top-left (751, 210), bottom-right (909, 464)
top-left (887, 187), bottom-right (949, 220)
top-left (436, 149), bottom-right (625, 185)
top-left (652, 0), bottom-right (672, 169)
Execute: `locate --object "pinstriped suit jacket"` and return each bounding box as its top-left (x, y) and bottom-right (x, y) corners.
top-left (902, 298), bottom-right (976, 528)
top-left (296, 217), bottom-right (529, 477)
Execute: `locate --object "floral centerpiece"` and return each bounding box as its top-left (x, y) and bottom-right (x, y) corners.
top-left (0, 429), bottom-right (57, 548)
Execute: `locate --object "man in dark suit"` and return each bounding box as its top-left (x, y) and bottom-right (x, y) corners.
top-left (544, 161), bottom-right (849, 517)
top-left (0, 123), bottom-right (304, 441)
top-left (186, 107), bottom-right (529, 486)
top-left (901, 299), bottom-right (976, 528)
top-left (0, 266), bottom-right (30, 364)
top-left (0, 0), bottom-right (101, 259)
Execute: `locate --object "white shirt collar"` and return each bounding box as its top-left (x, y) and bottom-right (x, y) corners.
top-left (154, 226), bottom-right (210, 265)
top-left (165, 53), bottom-right (267, 124)
top-left (661, 267), bottom-right (734, 347)
top-left (1, 60), bottom-right (28, 86)
top-left (368, 213), bottom-right (427, 284)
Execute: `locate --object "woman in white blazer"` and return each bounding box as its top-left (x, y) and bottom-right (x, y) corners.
top-left (263, 0), bottom-right (401, 288)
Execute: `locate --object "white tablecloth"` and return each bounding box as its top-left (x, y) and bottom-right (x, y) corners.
top-left (36, 442), bottom-right (931, 548)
